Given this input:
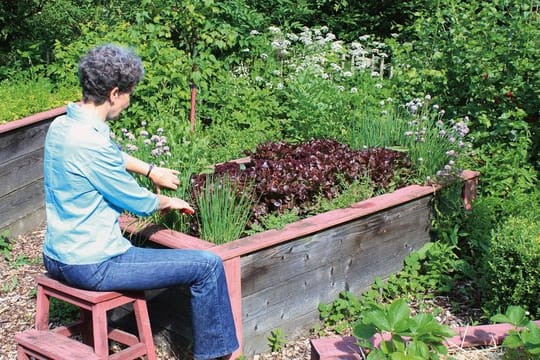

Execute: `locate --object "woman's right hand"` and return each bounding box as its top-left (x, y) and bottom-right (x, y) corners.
top-left (158, 195), bottom-right (195, 215)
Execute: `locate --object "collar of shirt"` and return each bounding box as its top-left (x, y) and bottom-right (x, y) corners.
top-left (66, 102), bottom-right (110, 136)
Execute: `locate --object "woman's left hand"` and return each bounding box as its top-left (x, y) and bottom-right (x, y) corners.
top-left (148, 166), bottom-right (180, 194)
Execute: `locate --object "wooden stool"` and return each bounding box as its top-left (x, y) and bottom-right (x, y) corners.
top-left (28, 273), bottom-right (157, 360)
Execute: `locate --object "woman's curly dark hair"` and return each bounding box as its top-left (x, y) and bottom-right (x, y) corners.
top-left (78, 44), bottom-right (144, 105)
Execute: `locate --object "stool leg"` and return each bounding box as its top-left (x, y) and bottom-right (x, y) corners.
top-left (35, 285), bottom-right (50, 330)
top-left (92, 303), bottom-right (110, 358)
top-left (80, 308), bottom-right (94, 347)
top-left (133, 297), bottom-right (157, 360)
top-left (17, 345), bottom-right (31, 360)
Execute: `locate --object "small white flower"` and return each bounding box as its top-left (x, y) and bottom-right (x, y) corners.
top-left (350, 87), bottom-right (358, 93)
top-left (250, 30), bottom-right (260, 35)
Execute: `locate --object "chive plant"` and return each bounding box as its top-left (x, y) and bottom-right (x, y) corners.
top-left (196, 175), bottom-right (254, 244)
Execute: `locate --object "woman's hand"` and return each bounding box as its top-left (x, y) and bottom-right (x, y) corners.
top-left (157, 195), bottom-right (195, 215)
top-left (148, 166), bottom-right (180, 194)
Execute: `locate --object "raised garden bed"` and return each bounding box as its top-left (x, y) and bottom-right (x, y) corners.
top-left (0, 107), bottom-right (66, 238)
top-left (120, 169), bottom-right (479, 357)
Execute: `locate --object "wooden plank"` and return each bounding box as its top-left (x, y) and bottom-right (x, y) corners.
top-left (0, 148), bottom-right (43, 196)
top-left (239, 197), bottom-right (433, 354)
top-left (213, 186), bottom-right (438, 261)
top-left (243, 309), bottom-right (319, 355)
top-left (240, 197), bottom-right (432, 297)
top-left (0, 120), bottom-right (51, 164)
top-left (0, 205), bottom-right (45, 239)
top-left (0, 179), bottom-right (44, 230)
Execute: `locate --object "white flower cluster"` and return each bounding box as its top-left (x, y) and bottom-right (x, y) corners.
top-left (248, 25), bottom-right (391, 92)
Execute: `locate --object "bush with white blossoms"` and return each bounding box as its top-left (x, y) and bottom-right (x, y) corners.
top-left (244, 25), bottom-right (390, 92)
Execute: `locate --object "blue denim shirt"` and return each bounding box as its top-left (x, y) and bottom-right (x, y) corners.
top-left (43, 103), bottom-right (159, 265)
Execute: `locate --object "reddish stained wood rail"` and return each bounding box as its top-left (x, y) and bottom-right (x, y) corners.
top-left (310, 320), bottom-right (540, 359)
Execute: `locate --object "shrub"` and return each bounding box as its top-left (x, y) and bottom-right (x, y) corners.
top-left (0, 77), bottom-right (78, 123)
top-left (481, 216), bottom-right (540, 318)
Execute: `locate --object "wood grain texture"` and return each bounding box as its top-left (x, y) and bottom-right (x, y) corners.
top-left (240, 196), bottom-right (432, 354)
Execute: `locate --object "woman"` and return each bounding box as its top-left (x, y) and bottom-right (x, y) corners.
top-left (42, 44), bottom-right (238, 360)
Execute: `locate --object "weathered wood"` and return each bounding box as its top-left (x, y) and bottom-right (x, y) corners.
top-left (0, 108), bottom-right (62, 238)
top-left (0, 121), bottom-right (51, 164)
top-left (240, 196), bottom-right (432, 354)
top-left (15, 329), bottom-right (100, 360)
top-left (0, 179), bottom-right (44, 230)
top-left (0, 148), bottom-right (43, 196)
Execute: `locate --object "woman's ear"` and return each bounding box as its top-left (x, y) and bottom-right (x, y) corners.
top-left (109, 87), bottom-right (120, 103)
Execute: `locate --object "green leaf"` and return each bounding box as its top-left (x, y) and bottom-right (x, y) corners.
top-left (353, 322), bottom-right (378, 341)
top-left (502, 333), bottom-right (523, 349)
top-left (387, 299), bottom-right (411, 332)
top-left (407, 340), bottom-right (429, 358)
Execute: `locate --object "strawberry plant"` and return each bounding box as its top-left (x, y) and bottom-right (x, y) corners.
top-left (491, 306), bottom-right (540, 360)
top-left (353, 298), bottom-right (454, 359)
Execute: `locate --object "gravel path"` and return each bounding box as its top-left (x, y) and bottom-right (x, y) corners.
top-left (1, 225), bottom-right (504, 359)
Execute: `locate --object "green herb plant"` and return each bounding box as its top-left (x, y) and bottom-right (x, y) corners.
top-left (196, 176), bottom-right (254, 244)
top-left (491, 306), bottom-right (540, 360)
top-left (267, 328), bottom-right (287, 352)
top-left (353, 298), bottom-right (454, 360)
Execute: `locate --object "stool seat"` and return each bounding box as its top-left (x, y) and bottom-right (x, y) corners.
top-left (16, 273), bottom-right (157, 360)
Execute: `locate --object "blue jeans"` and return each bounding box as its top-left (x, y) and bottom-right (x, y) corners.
top-left (43, 246), bottom-right (239, 359)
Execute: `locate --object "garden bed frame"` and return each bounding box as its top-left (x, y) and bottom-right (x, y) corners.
top-left (120, 170), bottom-right (478, 356)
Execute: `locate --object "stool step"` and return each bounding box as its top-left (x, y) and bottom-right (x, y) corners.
top-left (16, 329), bottom-right (100, 360)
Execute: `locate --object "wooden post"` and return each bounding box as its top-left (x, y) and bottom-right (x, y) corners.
top-left (190, 82), bottom-right (197, 132)
top-left (222, 256), bottom-right (243, 359)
